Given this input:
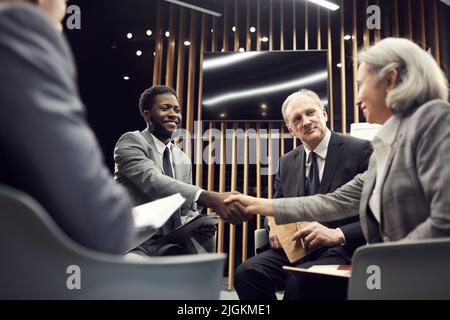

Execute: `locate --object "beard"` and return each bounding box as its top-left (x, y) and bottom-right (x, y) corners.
top-left (149, 116), bottom-right (175, 140)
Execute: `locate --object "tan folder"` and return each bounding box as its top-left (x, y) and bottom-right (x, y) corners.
top-left (270, 219), bottom-right (314, 263)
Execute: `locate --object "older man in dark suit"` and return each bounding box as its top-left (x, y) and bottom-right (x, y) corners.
top-left (234, 89), bottom-right (372, 300)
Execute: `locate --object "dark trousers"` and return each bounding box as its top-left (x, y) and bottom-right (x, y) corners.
top-left (234, 246), bottom-right (350, 300)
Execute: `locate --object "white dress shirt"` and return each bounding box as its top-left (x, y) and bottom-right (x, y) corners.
top-left (368, 115), bottom-right (401, 222)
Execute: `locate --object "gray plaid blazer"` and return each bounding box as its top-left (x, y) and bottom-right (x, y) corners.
top-left (273, 99), bottom-right (450, 243)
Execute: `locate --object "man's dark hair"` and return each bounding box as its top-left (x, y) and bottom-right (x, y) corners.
top-left (139, 85), bottom-right (178, 118)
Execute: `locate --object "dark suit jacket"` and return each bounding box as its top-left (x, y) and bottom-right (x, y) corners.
top-left (272, 131), bottom-right (372, 255)
top-left (0, 4), bottom-right (139, 254)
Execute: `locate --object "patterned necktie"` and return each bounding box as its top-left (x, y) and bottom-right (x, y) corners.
top-left (306, 151), bottom-right (320, 196)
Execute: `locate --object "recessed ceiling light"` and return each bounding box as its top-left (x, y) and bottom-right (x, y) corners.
top-left (211, 29), bottom-right (214, 33)
top-left (165, 31), bottom-right (170, 38)
top-left (232, 26), bottom-right (236, 32)
top-left (261, 104), bottom-right (267, 109)
top-left (126, 33), bottom-right (133, 39)
top-left (220, 113), bottom-right (226, 118)
top-left (337, 63), bottom-right (342, 68)
top-left (262, 112), bottom-right (267, 116)
top-left (136, 50), bottom-right (143, 56)
top-left (261, 36), bottom-right (269, 42)
top-left (123, 76), bottom-right (130, 80)
top-left (250, 26), bottom-right (256, 33)
top-left (146, 30), bottom-right (152, 36)
top-left (239, 47), bottom-right (245, 52)
top-left (184, 40), bottom-right (191, 46)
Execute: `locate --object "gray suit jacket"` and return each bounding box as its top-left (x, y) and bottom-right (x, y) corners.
top-left (114, 129), bottom-right (201, 235)
top-left (0, 4), bottom-right (137, 254)
top-left (273, 100), bottom-right (450, 243)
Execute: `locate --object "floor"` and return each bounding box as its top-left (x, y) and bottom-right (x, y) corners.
top-left (219, 278), bottom-right (283, 300)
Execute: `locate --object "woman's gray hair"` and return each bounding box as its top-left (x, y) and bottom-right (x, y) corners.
top-left (358, 37), bottom-right (449, 114)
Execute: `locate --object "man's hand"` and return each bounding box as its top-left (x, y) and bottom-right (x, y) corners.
top-left (268, 228), bottom-right (282, 250)
top-left (198, 191), bottom-right (251, 225)
top-left (223, 194), bottom-right (274, 216)
top-left (291, 221), bottom-right (345, 251)
top-left (192, 224), bottom-right (217, 244)
top-left (267, 217), bottom-right (282, 250)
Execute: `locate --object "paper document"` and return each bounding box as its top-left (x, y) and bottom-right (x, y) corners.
top-left (283, 265), bottom-right (352, 278)
top-left (132, 193), bottom-right (186, 229)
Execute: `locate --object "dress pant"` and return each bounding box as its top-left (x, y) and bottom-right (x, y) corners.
top-left (234, 246), bottom-right (351, 300)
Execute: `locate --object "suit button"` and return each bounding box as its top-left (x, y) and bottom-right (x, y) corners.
top-left (383, 235), bottom-right (390, 242)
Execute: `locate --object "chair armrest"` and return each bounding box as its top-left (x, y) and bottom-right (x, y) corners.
top-left (254, 228), bottom-right (269, 255)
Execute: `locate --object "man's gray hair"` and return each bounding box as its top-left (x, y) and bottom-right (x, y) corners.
top-left (281, 89), bottom-right (323, 122)
top-left (358, 37), bottom-right (449, 114)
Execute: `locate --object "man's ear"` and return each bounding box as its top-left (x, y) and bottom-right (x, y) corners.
top-left (142, 110), bottom-right (152, 127)
top-left (322, 106), bottom-right (328, 123)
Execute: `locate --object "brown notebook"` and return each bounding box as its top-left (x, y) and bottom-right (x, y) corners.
top-left (270, 220), bottom-right (314, 263)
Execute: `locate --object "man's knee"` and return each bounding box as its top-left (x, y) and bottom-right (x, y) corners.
top-left (234, 260), bottom-right (254, 286)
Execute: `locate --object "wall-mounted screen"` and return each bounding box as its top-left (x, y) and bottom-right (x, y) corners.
top-left (201, 50), bottom-right (329, 121)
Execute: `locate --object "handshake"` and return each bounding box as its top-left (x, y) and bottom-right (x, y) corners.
top-left (197, 191), bottom-right (275, 225)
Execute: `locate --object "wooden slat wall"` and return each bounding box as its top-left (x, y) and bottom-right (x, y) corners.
top-left (151, 0), bottom-right (444, 289)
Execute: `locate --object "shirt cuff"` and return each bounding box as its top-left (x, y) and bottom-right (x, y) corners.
top-left (337, 227), bottom-right (347, 245)
top-left (193, 189), bottom-right (204, 211)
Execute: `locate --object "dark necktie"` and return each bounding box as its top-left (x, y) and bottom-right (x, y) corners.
top-left (163, 146), bottom-right (174, 178)
top-left (162, 146), bottom-right (180, 230)
top-left (306, 151), bottom-right (320, 196)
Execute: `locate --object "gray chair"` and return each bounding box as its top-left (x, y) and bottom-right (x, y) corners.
top-left (0, 184), bottom-right (226, 299)
top-left (254, 228), bottom-right (269, 255)
top-left (348, 238), bottom-right (450, 300)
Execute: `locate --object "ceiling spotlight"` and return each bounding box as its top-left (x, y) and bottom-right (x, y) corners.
top-left (262, 112), bottom-right (267, 116)
top-left (153, 52), bottom-right (156, 56)
top-left (165, 31), bottom-right (170, 38)
top-left (146, 30), bottom-right (152, 36)
top-left (136, 50), bottom-right (143, 56)
top-left (221, 48), bottom-right (225, 52)
top-left (250, 26), bottom-right (256, 33)
top-left (337, 63), bottom-right (342, 68)
top-left (123, 76), bottom-right (130, 80)
top-left (232, 26), bottom-right (236, 32)
top-left (211, 29), bottom-right (214, 33)
top-left (184, 40), bottom-right (191, 46)
top-left (261, 104), bottom-right (267, 109)
top-left (344, 34), bottom-right (351, 40)
top-left (239, 47), bottom-right (245, 52)
top-left (126, 33), bottom-right (133, 39)
top-left (220, 113), bottom-right (226, 118)
top-left (261, 36), bottom-right (269, 42)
